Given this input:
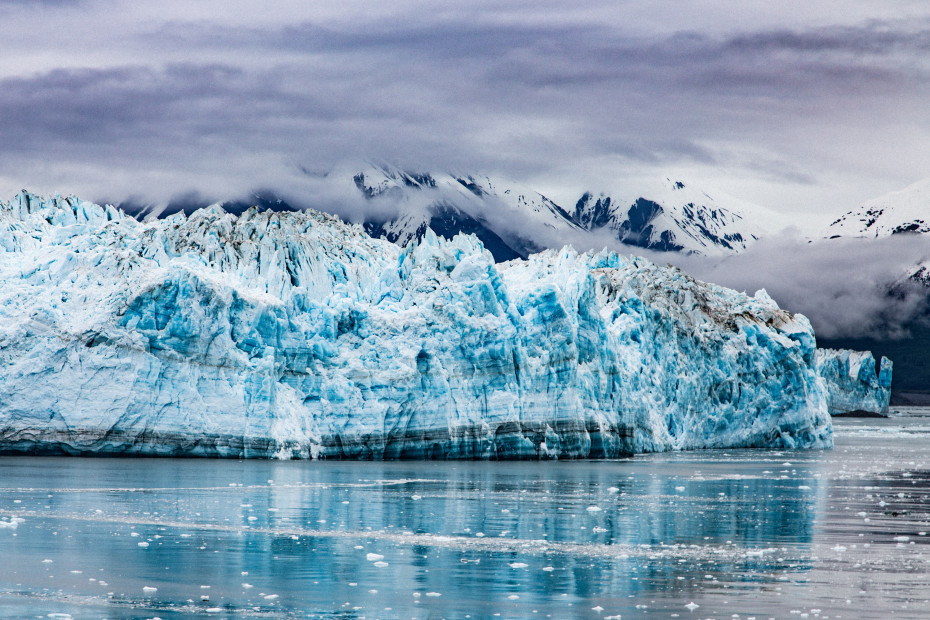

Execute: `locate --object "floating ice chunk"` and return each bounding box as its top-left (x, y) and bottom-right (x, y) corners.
top-left (816, 348), bottom-right (892, 415)
top-left (143, 586), bottom-right (158, 594)
top-left (509, 562), bottom-right (528, 569)
top-left (0, 516), bottom-right (24, 529)
top-left (373, 561), bottom-right (389, 567)
top-left (586, 506), bottom-right (602, 512)
top-left (685, 602), bottom-right (699, 611)
top-left (366, 553), bottom-right (384, 561)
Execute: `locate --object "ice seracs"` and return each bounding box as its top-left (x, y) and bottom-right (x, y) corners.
top-left (0, 191), bottom-right (833, 458)
top-left (815, 349), bottom-right (892, 415)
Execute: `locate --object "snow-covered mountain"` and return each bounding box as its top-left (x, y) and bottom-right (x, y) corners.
top-left (346, 165), bottom-right (776, 260)
top-left (111, 164), bottom-right (776, 262)
top-left (571, 178), bottom-right (776, 254)
top-left (826, 178), bottom-right (930, 238)
top-left (0, 190), bottom-right (838, 458)
top-left (822, 178), bottom-right (930, 292)
top-left (350, 164), bottom-right (585, 261)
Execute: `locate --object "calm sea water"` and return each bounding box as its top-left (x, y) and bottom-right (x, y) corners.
top-left (2, 409), bottom-right (930, 619)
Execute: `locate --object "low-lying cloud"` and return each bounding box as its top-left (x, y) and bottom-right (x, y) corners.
top-left (668, 233), bottom-right (930, 340)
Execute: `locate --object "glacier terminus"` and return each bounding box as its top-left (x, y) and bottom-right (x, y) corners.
top-left (0, 191), bottom-right (863, 458)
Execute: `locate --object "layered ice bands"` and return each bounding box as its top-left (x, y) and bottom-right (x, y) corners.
top-left (815, 349), bottom-right (893, 415)
top-left (0, 192), bottom-right (833, 459)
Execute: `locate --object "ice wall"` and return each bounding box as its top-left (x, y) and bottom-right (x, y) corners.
top-left (0, 192), bottom-right (833, 458)
top-left (815, 348), bottom-right (893, 415)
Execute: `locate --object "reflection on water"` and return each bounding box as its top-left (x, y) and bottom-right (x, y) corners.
top-left (2, 410), bottom-right (930, 618)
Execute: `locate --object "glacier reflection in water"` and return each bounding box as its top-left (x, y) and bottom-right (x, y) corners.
top-left (2, 410), bottom-right (930, 619)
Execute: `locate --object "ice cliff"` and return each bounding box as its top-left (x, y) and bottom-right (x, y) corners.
top-left (815, 349), bottom-right (893, 415)
top-left (0, 192), bottom-right (833, 458)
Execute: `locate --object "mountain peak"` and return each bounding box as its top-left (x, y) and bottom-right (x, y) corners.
top-left (826, 177), bottom-right (930, 238)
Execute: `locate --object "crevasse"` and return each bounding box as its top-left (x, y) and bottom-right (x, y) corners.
top-left (0, 191), bottom-right (833, 458)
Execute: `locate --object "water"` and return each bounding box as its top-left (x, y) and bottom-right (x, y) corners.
top-left (2, 409), bottom-right (930, 619)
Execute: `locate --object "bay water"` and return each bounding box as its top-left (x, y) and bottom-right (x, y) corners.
top-left (2, 409), bottom-right (930, 619)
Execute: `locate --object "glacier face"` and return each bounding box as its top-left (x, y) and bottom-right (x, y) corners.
top-left (815, 348), bottom-right (893, 415)
top-left (0, 192), bottom-right (833, 458)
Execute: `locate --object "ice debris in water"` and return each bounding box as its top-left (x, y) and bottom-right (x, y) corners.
top-left (0, 516), bottom-right (25, 529)
top-left (0, 191), bottom-right (841, 459)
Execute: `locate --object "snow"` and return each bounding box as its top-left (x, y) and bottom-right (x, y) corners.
top-left (815, 349), bottom-right (892, 415)
top-left (348, 165), bottom-right (773, 258)
top-left (0, 191), bottom-right (834, 459)
top-left (826, 177), bottom-right (930, 238)
top-left (572, 177), bottom-right (782, 255)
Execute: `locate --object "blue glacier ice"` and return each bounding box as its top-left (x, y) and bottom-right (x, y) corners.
top-left (815, 348), bottom-right (893, 415)
top-left (0, 191), bottom-right (834, 458)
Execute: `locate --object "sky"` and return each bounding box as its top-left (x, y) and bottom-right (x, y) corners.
top-left (1, 0), bottom-right (929, 220)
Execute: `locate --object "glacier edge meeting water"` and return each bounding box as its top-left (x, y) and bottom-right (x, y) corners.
top-left (0, 191), bottom-right (859, 458)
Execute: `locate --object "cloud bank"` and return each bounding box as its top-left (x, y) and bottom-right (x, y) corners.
top-left (668, 234), bottom-right (930, 340)
top-left (0, 1), bottom-right (929, 215)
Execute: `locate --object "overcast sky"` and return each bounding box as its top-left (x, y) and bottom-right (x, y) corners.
top-left (1, 1), bottom-right (929, 219)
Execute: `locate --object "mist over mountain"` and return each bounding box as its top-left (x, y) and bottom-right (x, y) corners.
top-left (670, 179), bottom-right (930, 396)
top-left (106, 163), bottom-right (780, 263)
top-left (98, 167), bottom-right (930, 354)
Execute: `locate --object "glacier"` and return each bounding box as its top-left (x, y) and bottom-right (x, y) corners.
top-left (0, 191), bottom-right (834, 458)
top-left (815, 348), bottom-right (893, 415)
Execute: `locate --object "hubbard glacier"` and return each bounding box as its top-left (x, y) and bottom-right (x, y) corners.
top-left (0, 192), bottom-right (846, 458)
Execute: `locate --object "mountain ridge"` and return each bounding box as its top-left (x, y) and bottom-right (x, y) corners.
top-left (104, 163), bottom-right (779, 262)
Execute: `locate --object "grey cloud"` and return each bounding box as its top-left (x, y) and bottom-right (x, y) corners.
top-left (669, 234), bottom-right (930, 340)
top-left (1, 8), bottom-right (929, 209)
